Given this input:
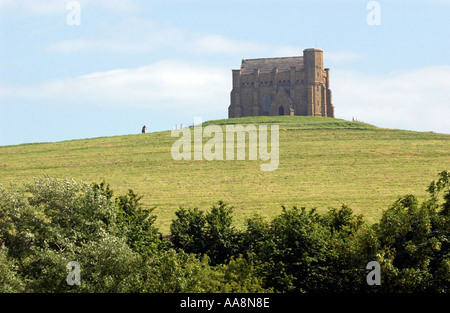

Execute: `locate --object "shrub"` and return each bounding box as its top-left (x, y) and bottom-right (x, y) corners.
top-left (248, 207), bottom-right (334, 292)
top-left (203, 201), bottom-right (240, 265)
top-left (0, 246), bottom-right (24, 292)
top-left (170, 207), bottom-right (206, 254)
top-left (0, 177), bottom-right (144, 292)
top-left (115, 189), bottom-right (159, 254)
top-left (358, 170), bottom-right (450, 292)
top-left (1, 172), bottom-right (448, 293)
top-left (170, 201), bottom-right (240, 265)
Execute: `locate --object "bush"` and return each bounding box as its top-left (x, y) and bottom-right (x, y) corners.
top-left (203, 201), bottom-right (240, 265)
top-left (0, 246), bottom-right (24, 292)
top-left (170, 201), bottom-right (240, 265)
top-left (170, 207), bottom-right (206, 254)
top-left (248, 207), bottom-right (334, 292)
top-left (115, 189), bottom-right (159, 254)
top-left (0, 177), bottom-right (147, 292)
top-left (0, 172), bottom-right (448, 293)
top-left (137, 249), bottom-right (269, 293)
top-left (367, 171), bottom-right (450, 292)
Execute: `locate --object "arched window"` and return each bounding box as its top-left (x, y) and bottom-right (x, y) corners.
top-left (263, 95), bottom-right (271, 113)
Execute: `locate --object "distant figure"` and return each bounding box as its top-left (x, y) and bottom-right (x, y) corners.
top-left (142, 125), bottom-right (147, 134)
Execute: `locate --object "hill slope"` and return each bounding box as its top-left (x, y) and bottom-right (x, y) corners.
top-left (1, 116), bottom-right (449, 233)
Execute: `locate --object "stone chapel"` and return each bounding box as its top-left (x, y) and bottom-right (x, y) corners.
top-left (228, 48), bottom-right (334, 118)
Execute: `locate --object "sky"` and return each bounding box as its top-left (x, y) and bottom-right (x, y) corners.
top-left (0, 0), bottom-right (449, 146)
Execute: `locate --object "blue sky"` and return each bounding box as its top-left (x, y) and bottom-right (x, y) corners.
top-left (0, 0), bottom-right (449, 146)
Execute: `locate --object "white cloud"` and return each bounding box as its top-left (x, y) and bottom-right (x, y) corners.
top-left (333, 66), bottom-right (450, 134)
top-left (47, 18), bottom-right (185, 54)
top-left (1, 60), bottom-right (230, 115)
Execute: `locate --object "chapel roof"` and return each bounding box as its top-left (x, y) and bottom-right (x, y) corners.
top-left (240, 56), bottom-right (304, 75)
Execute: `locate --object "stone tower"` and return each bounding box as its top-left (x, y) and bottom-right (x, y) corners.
top-left (228, 48), bottom-right (334, 118)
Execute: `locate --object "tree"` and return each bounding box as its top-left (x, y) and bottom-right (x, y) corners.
top-left (0, 176), bottom-right (143, 292)
top-left (170, 207), bottom-right (206, 254)
top-left (0, 246), bottom-right (24, 292)
top-left (170, 201), bottom-right (240, 265)
top-left (203, 201), bottom-right (240, 265)
top-left (247, 207), bottom-right (334, 292)
top-left (115, 189), bottom-right (159, 254)
top-left (360, 171), bottom-right (450, 292)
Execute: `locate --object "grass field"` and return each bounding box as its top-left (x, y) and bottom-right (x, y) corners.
top-left (1, 116), bottom-right (449, 234)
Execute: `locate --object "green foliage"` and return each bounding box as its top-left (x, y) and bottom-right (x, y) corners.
top-left (170, 207), bottom-right (206, 254)
top-left (321, 205), bottom-right (365, 237)
top-left (246, 207), bottom-right (334, 292)
top-left (0, 246), bottom-right (24, 292)
top-left (115, 189), bottom-right (159, 254)
top-left (0, 177), bottom-right (148, 292)
top-left (138, 249), bottom-right (221, 293)
top-left (203, 201), bottom-right (239, 265)
top-left (428, 170), bottom-right (450, 215)
top-left (241, 214), bottom-right (271, 253)
top-left (217, 255), bottom-right (272, 293)
top-left (0, 172), bottom-right (448, 293)
top-left (73, 234), bottom-right (142, 293)
top-left (368, 170), bottom-right (450, 292)
top-left (0, 184), bottom-right (46, 261)
top-left (133, 249), bottom-right (270, 293)
top-left (242, 206), bottom-right (366, 292)
top-left (170, 201), bottom-right (239, 265)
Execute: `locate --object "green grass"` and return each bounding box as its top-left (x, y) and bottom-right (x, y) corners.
top-left (1, 116), bottom-right (449, 234)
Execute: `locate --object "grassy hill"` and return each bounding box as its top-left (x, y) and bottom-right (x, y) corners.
top-left (1, 116), bottom-right (449, 234)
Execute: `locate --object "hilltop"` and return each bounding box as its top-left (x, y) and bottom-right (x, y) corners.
top-left (1, 116), bottom-right (449, 233)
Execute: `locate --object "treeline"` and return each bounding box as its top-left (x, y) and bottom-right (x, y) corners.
top-left (0, 171), bottom-right (449, 293)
